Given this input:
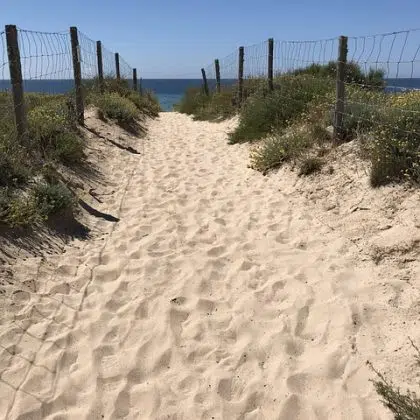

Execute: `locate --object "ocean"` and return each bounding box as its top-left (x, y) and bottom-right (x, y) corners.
top-left (0, 79), bottom-right (217, 112)
top-left (0, 78), bottom-right (419, 112)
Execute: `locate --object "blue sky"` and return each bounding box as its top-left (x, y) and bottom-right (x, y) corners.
top-left (3, 0), bottom-right (420, 78)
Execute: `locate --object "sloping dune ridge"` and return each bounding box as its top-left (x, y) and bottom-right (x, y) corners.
top-left (0, 112), bottom-right (419, 419)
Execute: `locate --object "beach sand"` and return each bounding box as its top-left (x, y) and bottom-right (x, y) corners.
top-left (0, 112), bottom-right (419, 419)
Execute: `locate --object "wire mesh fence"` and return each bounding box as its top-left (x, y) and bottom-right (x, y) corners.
top-left (17, 29), bottom-right (74, 94)
top-left (0, 30), bottom-right (13, 126)
top-left (192, 28), bottom-right (420, 184)
top-left (0, 23), bottom-right (139, 143)
top-left (78, 30), bottom-right (98, 83)
top-left (201, 50), bottom-right (238, 94)
top-left (274, 38), bottom-right (338, 74)
top-left (102, 45), bottom-right (117, 79)
top-left (119, 56), bottom-right (133, 82)
top-left (244, 41), bottom-right (269, 78)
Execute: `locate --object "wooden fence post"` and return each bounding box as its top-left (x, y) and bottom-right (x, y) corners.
top-left (5, 25), bottom-right (28, 146)
top-left (96, 40), bottom-right (104, 93)
top-left (70, 27), bottom-right (84, 125)
top-left (333, 35), bottom-right (348, 143)
top-left (115, 53), bottom-right (120, 80)
top-left (139, 78), bottom-right (143, 95)
top-left (238, 46), bottom-right (244, 106)
top-left (215, 59), bottom-right (221, 93)
top-left (133, 68), bottom-right (138, 92)
top-left (268, 38), bottom-right (274, 91)
top-left (201, 68), bottom-right (209, 96)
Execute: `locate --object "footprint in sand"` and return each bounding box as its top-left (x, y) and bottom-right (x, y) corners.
top-left (207, 245), bottom-right (226, 257)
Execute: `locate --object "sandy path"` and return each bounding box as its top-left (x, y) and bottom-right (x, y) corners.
top-left (2, 112), bottom-right (418, 419)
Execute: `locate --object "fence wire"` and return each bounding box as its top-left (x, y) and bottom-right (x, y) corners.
top-left (341, 29), bottom-right (420, 184)
top-left (347, 29), bottom-right (420, 89)
top-left (102, 45), bottom-right (117, 79)
top-left (17, 29), bottom-right (73, 94)
top-left (244, 40), bottom-right (268, 78)
top-left (119, 56), bottom-right (133, 82)
top-left (203, 61), bottom-right (216, 92)
top-left (1, 31), bottom-right (8, 85)
top-left (0, 25), bottom-right (140, 416)
top-left (0, 24), bottom-right (138, 139)
top-left (219, 50), bottom-right (238, 82)
top-left (195, 28), bottom-right (420, 184)
top-left (0, 30), bottom-right (13, 131)
top-left (78, 31), bottom-right (98, 82)
top-left (274, 38), bottom-right (338, 75)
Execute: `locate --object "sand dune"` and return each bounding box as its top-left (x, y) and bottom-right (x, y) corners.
top-left (0, 112), bottom-right (419, 419)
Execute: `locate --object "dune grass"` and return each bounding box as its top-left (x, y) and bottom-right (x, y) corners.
top-left (178, 61), bottom-right (420, 187)
top-left (0, 92), bottom-right (82, 227)
top-left (176, 87), bottom-right (236, 121)
top-left (0, 78), bottom-right (160, 229)
top-left (369, 340), bottom-right (420, 420)
top-left (86, 77), bottom-right (161, 119)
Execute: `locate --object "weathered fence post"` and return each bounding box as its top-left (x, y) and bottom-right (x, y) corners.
top-left (238, 46), bottom-right (244, 106)
top-left (201, 68), bottom-right (209, 96)
top-left (215, 59), bottom-right (221, 93)
top-left (133, 68), bottom-right (138, 92)
top-left (139, 78), bottom-right (143, 95)
top-left (70, 26), bottom-right (84, 125)
top-left (5, 25), bottom-right (28, 146)
top-left (96, 40), bottom-right (104, 93)
top-left (333, 35), bottom-right (348, 143)
top-left (268, 38), bottom-right (274, 91)
top-left (115, 53), bottom-right (120, 80)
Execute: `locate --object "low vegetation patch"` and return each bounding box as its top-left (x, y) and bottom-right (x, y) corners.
top-left (91, 92), bottom-right (139, 125)
top-left (0, 181), bottom-right (74, 227)
top-left (34, 182), bottom-right (74, 218)
top-left (176, 87), bottom-right (213, 117)
top-left (298, 157), bottom-right (324, 176)
top-left (250, 130), bottom-right (314, 173)
top-left (370, 339), bottom-right (420, 419)
top-left (1, 77), bottom-right (160, 233)
top-left (0, 91), bottom-right (84, 227)
top-left (176, 79), bottom-right (263, 121)
top-left (86, 77), bottom-right (161, 118)
top-left (229, 75), bottom-right (334, 144)
top-left (27, 99), bottom-right (85, 165)
top-left (179, 59), bottom-right (419, 187)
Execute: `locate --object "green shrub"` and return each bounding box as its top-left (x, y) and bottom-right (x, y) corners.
top-left (177, 87), bottom-right (210, 115)
top-left (85, 77), bottom-right (161, 119)
top-left (91, 92), bottom-right (139, 124)
top-left (340, 88), bottom-right (386, 139)
top-left (0, 193), bottom-right (38, 227)
top-left (0, 151), bottom-right (30, 187)
top-left (103, 77), bottom-right (131, 96)
top-left (308, 123), bottom-right (331, 145)
top-left (84, 77), bottom-right (131, 97)
top-left (250, 131), bottom-right (312, 173)
top-left (193, 90), bottom-right (236, 121)
top-left (366, 92), bottom-right (420, 186)
top-left (243, 78), bottom-right (269, 99)
top-left (127, 91), bottom-right (161, 117)
top-left (33, 182), bottom-right (74, 217)
top-left (27, 102), bottom-right (84, 165)
top-left (0, 188), bottom-right (8, 217)
top-left (298, 157), bottom-right (324, 176)
top-left (53, 132), bottom-right (85, 164)
top-left (291, 61), bottom-right (385, 89)
top-left (229, 75), bottom-right (334, 144)
top-left (25, 93), bottom-right (70, 111)
top-left (28, 104), bottom-right (68, 145)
